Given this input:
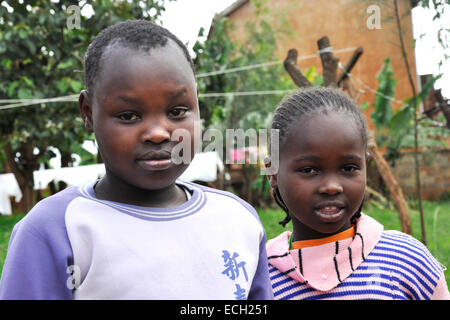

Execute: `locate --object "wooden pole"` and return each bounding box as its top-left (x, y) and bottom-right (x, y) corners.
top-left (393, 0), bottom-right (426, 243)
top-left (318, 36), bottom-right (339, 87)
top-left (283, 49), bottom-right (312, 88)
top-left (337, 47), bottom-right (363, 86)
top-left (367, 137), bottom-right (412, 234)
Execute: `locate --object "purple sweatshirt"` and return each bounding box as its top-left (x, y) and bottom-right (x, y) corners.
top-left (0, 181), bottom-right (273, 300)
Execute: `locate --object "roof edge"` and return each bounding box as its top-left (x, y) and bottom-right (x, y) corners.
top-left (219, 0), bottom-right (250, 18)
top-left (207, 0), bottom-right (249, 40)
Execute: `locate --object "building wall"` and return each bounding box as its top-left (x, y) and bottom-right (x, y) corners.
top-left (390, 149), bottom-right (450, 200)
top-left (224, 0), bottom-right (418, 130)
top-left (222, 1), bottom-right (450, 200)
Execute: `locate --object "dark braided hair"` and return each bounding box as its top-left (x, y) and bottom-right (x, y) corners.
top-left (84, 19), bottom-right (195, 99)
top-left (270, 87), bottom-right (368, 227)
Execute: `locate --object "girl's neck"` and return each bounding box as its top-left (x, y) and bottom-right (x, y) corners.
top-left (291, 220), bottom-right (353, 242)
top-left (94, 170), bottom-right (187, 208)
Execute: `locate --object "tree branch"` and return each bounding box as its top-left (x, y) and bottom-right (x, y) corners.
top-left (283, 49), bottom-right (312, 88)
top-left (317, 36), bottom-right (339, 87)
top-left (394, 0), bottom-right (426, 244)
top-left (337, 47), bottom-right (363, 85)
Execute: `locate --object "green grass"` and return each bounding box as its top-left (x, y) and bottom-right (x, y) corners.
top-left (258, 200), bottom-right (450, 289)
top-left (0, 214), bottom-right (25, 272)
top-left (1, 200), bottom-right (449, 291)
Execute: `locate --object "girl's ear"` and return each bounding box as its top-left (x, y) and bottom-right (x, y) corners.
top-left (264, 156), bottom-right (278, 188)
top-left (79, 90), bottom-right (94, 132)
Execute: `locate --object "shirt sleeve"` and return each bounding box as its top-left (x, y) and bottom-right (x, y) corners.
top-left (430, 272), bottom-right (450, 300)
top-left (247, 232), bottom-right (274, 300)
top-left (0, 192), bottom-right (76, 300)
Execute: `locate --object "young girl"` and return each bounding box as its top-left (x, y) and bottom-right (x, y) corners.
top-left (0, 20), bottom-right (272, 300)
top-left (265, 87), bottom-right (449, 300)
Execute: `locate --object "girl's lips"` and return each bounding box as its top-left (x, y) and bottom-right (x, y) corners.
top-left (314, 206), bottom-right (345, 223)
top-left (136, 158), bottom-right (173, 171)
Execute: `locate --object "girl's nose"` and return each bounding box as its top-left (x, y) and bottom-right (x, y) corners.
top-left (318, 177), bottom-right (344, 195)
top-left (140, 122), bottom-right (171, 144)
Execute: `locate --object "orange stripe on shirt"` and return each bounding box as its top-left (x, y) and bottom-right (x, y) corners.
top-left (292, 226), bottom-right (355, 250)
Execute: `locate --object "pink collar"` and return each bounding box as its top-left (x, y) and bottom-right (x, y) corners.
top-left (266, 213), bottom-right (384, 291)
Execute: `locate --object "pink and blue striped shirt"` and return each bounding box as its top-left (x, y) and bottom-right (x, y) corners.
top-left (266, 214), bottom-right (449, 300)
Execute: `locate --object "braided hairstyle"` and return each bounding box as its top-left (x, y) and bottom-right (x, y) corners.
top-left (270, 87), bottom-right (368, 227)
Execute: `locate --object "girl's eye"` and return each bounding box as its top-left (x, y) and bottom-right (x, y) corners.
top-left (117, 112), bottom-right (139, 122)
top-left (169, 107), bottom-right (188, 118)
top-left (298, 167), bottom-right (318, 174)
top-left (342, 165), bottom-right (359, 173)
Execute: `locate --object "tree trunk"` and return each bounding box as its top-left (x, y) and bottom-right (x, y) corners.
top-left (60, 150), bottom-right (73, 167)
top-left (283, 49), bottom-right (312, 87)
top-left (368, 139), bottom-right (412, 234)
top-left (393, 0), bottom-right (426, 243)
top-left (4, 140), bottom-right (39, 213)
top-left (438, 102), bottom-right (450, 130)
top-left (317, 36), bottom-right (339, 87)
top-left (20, 183), bottom-right (35, 214)
top-left (337, 47), bottom-right (363, 86)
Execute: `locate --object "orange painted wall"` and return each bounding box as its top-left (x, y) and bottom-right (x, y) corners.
top-left (224, 0), bottom-right (418, 130)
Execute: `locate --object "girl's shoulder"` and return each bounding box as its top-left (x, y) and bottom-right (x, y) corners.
top-left (379, 230), bottom-right (437, 259)
top-left (375, 229), bottom-right (445, 277)
top-left (374, 230), bottom-right (450, 299)
top-left (183, 181), bottom-right (260, 218)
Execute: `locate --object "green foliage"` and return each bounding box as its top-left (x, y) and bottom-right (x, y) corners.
top-left (371, 58), bottom-right (396, 132)
top-left (370, 58), bottom-right (448, 160)
top-left (193, 1), bottom-right (297, 204)
top-left (193, 3), bottom-right (296, 134)
top-left (304, 65), bottom-right (324, 87)
top-left (0, 0), bottom-right (172, 210)
top-left (0, 0), bottom-right (171, 159)
top-left (0, 213), bottom-right (25, 271)
top-left (193, 18), bottom-right (236, 131)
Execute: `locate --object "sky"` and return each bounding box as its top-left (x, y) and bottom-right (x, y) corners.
top-left (160, 0), bottom-right (237, 53)
top-left (159, 0), bottom-right (449, 97)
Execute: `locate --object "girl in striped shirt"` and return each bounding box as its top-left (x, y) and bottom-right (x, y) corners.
top-left (264, 87), bottom-right (449, 300)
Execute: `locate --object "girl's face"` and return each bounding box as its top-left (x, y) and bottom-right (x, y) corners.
top-left (271, 112), bottom-right (367, 240)
top-left (80, 41), bottom-right (200, 192)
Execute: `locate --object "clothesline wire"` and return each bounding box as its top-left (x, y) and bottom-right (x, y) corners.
top-left (0, 47), bottom-right (403, 110)
top-left (200, 89), bottom-right (298, 97)
top-left (337, 63), bottom-right (405, 106)
top-left (0, 90), bottom-right (302, 110)
top-left (0, 95), bottom-right (79, 111)
top-left (195, 47), bottom-right (358, 78)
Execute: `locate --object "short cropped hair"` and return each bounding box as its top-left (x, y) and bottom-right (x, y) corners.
top-left (84, 19), bottom-right (195, 98)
